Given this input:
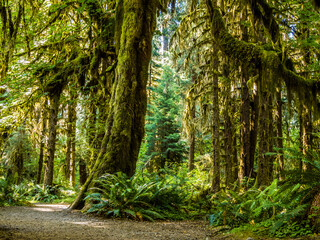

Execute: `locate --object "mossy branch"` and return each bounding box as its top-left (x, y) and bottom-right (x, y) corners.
top-left (244, 0), bottom-right (280, 43)
top-left (206, 0), bottom-right (320, 100)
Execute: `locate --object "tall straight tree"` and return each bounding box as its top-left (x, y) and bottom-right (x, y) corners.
top-left (43, 92), bottom-right (61, 186)
top-left (211, 46), bottom-right (220, 192)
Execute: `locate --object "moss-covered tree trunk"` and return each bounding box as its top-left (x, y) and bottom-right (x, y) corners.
top-left (87, 100), bottom-right (97, 172)
top-left (300, 103), bottom-right (313, 171)
top-left (239, 65), bottom-right (252, 182)
top-left (68, 91), bottom-right (77, 187)
top-left (249, 81), bottom-right (259, 179)
top-left (275, 88), bottom-right (284, 179)
top-left (188, 103), bottom-right (196, 172)
top-left (257, 78), bottom-right (274, 186)
top-left (79, 157), bottom-right (87, 186)
top-left (43, 93), bottom-right (61, 187)
top-left (223, 70), bottom-right (238, 187)
top-left (238, 6), bottom-right (253, 183)
top-left (70, 0), bottom-right (158, 209)
top-left (0, 0), bottom-right (22, 80)
top-left (211, 47), bottom-right (220, 192)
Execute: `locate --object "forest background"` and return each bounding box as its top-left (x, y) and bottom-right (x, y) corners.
top-left (1, 0), bottom-right (320, 238)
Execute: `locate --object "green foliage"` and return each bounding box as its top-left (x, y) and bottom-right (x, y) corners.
top-left (85, 171), bottom-right (189, 221)
top-left (143, 65), bottom-right (186, 170)
top-left (0, 177), bottom-right (27, 206)
top-left (85, 172), bottom-right (162, 221)
top-left (2, 126), bottom-right (37, 184)
top-left (207, 174), bottom-right (315, 238)
top-left (0, 177), bottom-right (76, 205)
top-left (26, 184), bottom-right (60, 202)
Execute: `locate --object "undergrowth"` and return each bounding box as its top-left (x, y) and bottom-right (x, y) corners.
top-left (0, 177), bottom-right (76, 206)
top-left (207, 148), bottom-right (320, 238)
top-left (85, 170), bottom-right (190, 221)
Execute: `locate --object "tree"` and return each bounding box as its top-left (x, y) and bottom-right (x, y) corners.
top-left (70, 0), bottom-right (167, 209)
top-left (144, 66), bottom-right (186, 170)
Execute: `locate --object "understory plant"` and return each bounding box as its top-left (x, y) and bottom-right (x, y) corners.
top-left (0, 176), bottom-right (23, 206)
top-left (206, 147), bottom-right (320, 238)
top-left (208, 178), bottom-right (313, 238)
top-left (85, 171), bottom-right (188, 221)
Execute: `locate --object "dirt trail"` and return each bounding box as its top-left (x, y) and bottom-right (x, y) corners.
top-left (0, 204), bottom-right (232, 240)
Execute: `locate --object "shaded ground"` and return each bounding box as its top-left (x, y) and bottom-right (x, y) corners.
top-left (0, 203), bottom-right (233, 240)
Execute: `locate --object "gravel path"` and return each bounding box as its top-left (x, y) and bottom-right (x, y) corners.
top-left (0, 204), bottom-right (229, 240)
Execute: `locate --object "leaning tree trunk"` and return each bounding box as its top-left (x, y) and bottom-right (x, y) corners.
top-left (43, 93), bottom-right (61, 187)
top-left (70, 0), bottom-right (158, 210)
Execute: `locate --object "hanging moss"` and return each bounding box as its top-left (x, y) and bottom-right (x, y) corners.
top-left (206, 1), bottom-right (320, 113)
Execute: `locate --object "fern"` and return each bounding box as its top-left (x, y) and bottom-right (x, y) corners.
top-left (85, 172), bottom-right (183, 221)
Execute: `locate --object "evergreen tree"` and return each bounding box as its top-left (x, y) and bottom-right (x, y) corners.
top-left (144, 66), bottom-right (186, 170)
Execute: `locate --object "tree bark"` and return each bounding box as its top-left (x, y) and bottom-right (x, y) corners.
top-left (43, 93), bottom-right (61, 187)
top-left (222, 61), bottom-right (238, 187)
top-left (257, 78), bottom-right (274, 186)
top-left (37, 99), bottom-right (48, 184)
top-left (68, 92), bottom-right (77, 187)
top-left (249, 81), bottom-right (259, 179)
top-left (300, 102), bottom-right (313, 171)
top-left (211, 47), bottom-right (220, 192)
top-left (188, 104), bottom-right (195, 172)
top-left (275, 88), bottom-right (284, 179)
top-left (79, 157), bottom-right (87, 186)
top-left (239, 65), bottom-right (251, 182)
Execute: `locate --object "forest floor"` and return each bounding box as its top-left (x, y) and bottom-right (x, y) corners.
top-left (0, 203), bottom-right (315, 240)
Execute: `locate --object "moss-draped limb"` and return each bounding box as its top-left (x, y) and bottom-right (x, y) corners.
top-left (243, 0), bottom-right (280, 43)
top-left (206, 0), bottom-right (320, 100)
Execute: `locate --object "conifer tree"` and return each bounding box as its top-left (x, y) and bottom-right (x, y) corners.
top-left (145, 66), bottom-right (186, 170)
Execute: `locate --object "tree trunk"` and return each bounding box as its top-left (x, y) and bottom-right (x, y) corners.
top-left (68, 93), bottom-right (77, 187)
top-left (238, 6), bottom-right (253, 183)
top-left (70, 0), bottom-right (158, 210)
top-left (87, 101), bottom-right (97, 172)
top-left (300, 103), bottom-right (313, 171)
top-left (275, 88), bottom-right (284, 179)
top-left (43, 93), bottom-right (61, 187)
top-left (188, 105), bottom-right (195, 172)
top-left (211, 47), bottom-right (220, 192)
top-left (37, 99), bottom-right (48, 184)
top-left (249, 81), bottom-right (259, 179)
top-left (223, 62), bottom-right (238, 187)
top-left (239, 65), bottom-right (251, 182)
top-left (79, 157), bottom-right (87, 186)
top-left (257, 78), bottom-right (273, 187)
